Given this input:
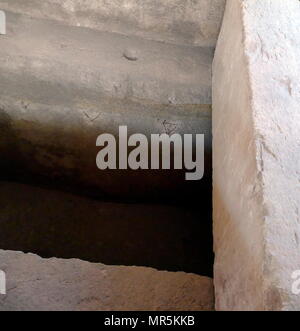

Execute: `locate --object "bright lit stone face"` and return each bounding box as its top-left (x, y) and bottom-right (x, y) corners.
top-left (0, 249), bottom-right (214, 311)
top-left (213, 0), bottom-right (300, 311)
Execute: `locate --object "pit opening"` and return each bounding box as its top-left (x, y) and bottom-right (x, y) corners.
top-left (0, 179), bottom-right (213, 276)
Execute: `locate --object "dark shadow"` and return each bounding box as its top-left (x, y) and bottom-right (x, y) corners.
top-left (0, 180), bottom-right (213, 277)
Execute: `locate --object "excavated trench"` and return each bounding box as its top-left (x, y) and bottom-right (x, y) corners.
top-left (0, 1), bottom-right (221, 310)
top-left (0, 161), bottom-right (213, 277)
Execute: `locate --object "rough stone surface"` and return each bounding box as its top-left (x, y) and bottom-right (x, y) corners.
top-left (0, 250), bottom-right (214, 311)
top-left (0, 92), bottom-right (211, 202)
top-left (0, 181), bottom-right (213, 276)
top-left (0, 11), bottom-right (212, 202)
top-left (0, 11), bottom-right (213, 105)
top-left (213, 0), bottom-right (300, 311)
top-left (0, 0), bottom-right (225, 47)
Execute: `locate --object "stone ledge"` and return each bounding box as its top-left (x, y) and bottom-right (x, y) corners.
top-left (0, 250), bottom-right (214, 311)
top-left (0, 0), bottom-right (225, 47)
top-left (0, 11), bottom-right (213, 105)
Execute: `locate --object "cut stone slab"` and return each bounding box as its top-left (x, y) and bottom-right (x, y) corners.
top-left (0, 181), bottom-right (213, 276)
top-left (0, 11), bottom-right (212, 202)
top-left (0, 0), bottom-right (225, 47)
top-left (0, 92), bottom-right (211, 202)
top-left (0, 250), bottom-right (214, 311)
top-left (0, 11), bottom-right (213, 105)
top-left (213, 0), bottom-right (300, 311)
top-left (0, 32), bottom-right (212, 202)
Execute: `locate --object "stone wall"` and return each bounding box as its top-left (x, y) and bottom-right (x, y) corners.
top-left (0, 0), bottom-right (225, 47)
top-left (0, 9), bottom-right (213, 202)
top-left (213, 0), bottom-right (300, 310)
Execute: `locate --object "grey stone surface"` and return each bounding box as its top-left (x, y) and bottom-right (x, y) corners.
top-left (0, 1), bottom-right (216, 311)
top-left (0, 250), bottom-right (214, 311)
top-left (213, 0), bottom-right (300, 311)
top-left (0, 0), bottom-right (225, 47)
top-left (0, 11), bottom-right (212, 201)
top-left (0, 11), bottom-right (213, 105)
top-left (0, 13), bottom-right (212, 200)
top-left (0, 91), bottom-right (211, 201)
top-left (123, 48), bottom-right (139, 61)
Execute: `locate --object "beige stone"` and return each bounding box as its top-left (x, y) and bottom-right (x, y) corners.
top-left (0, 0), bottom-right (225, 47)
top-left (0, 250), bottom-right (214, 311)
top-left (213, 0), bottom-right (300, 311)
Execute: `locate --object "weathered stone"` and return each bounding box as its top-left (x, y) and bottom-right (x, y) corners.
top-left (213, 0), bottom-right (300, 310)
top-left (0, 11), bottom-right (213, 202)
top-left (0, 0), bottom-right (225, 47)
top-left (0, 0), bottom-right (217, 312)
top-left (0, 11), bottom-right (212, 105)
top-left (0, 94), bottom-right (211, 202)
top-left (0, 250), bottom-right (214, 311)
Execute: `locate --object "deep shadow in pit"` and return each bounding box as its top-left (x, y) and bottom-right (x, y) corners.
top-left (0, 113), bottom-right (213, 276)
top-left (0, 177), bottom-right (213, 277)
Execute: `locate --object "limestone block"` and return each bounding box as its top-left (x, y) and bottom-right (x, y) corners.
top-left (0, 11), bottom-right (212, 202)
top-left (213, 0), bottom-right (300, 310)
top-left (0, 0), bottom-right (225, 47)
top-left (0, 250), bottom-right (214, 311)
top-left (0, 92), bottom-right (211, 202)
top-left (0, 12), bottom-right (213, 105)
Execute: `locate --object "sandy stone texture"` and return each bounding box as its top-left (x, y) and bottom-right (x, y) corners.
top-left (0, 250), bottom-right (214, 311)
top-left (0, 0), bottom-right (225, 47)
top-left (213, 0), bottom-right (300, 310)
top-left (0, 11), bottom-right (213, 105)
top-left (0, 11), bottom-right (212, 201)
